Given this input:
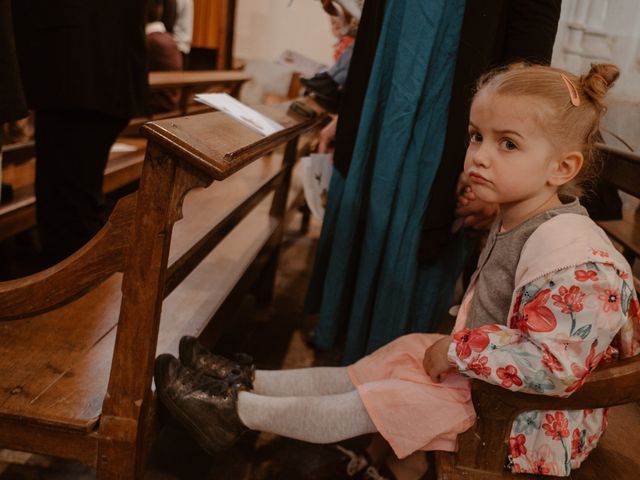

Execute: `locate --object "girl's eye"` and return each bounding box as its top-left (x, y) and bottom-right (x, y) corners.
top-left (469, 132), bottom-right (482, 144)
top-left (501, 139), bottom-right (518, 150)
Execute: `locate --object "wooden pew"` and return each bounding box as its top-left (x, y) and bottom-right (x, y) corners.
top-left (0, 101), bottom-right (327, 478)
top-left (433, 141), bottom-right (640, 479)
top-left (595, 143), bottom-right (640, 267)
top-left (0, 70), bottom-right (251, 243)
top-left (121, 70), bottom-right (252, 136)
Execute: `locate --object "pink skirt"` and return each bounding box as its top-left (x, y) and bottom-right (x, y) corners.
top-left (347, 333), bottom-right (476, 459)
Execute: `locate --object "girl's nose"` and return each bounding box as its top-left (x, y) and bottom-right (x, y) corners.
top-left (472, 145), bottom-right (490, 168)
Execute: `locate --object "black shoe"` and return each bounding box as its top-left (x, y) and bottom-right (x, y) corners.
top-left (154, 354), bottom-right (247, 454)
top-left (178, 336), bottom-right (255, 390)
top-left (301, 72), bottom-right (340, 101)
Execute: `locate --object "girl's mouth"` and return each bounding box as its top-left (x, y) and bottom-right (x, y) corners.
top-left (468, 172), bottom-right (490, 184)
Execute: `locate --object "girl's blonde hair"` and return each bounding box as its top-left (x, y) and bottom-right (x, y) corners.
top-left (475, 63), bottom-right (620, 192)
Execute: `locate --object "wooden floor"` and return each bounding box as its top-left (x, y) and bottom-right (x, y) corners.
top-left (1, 215), bottom-right (639, 479)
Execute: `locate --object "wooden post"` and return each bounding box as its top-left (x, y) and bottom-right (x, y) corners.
top-left (97, 144), bottom-right (209, 478)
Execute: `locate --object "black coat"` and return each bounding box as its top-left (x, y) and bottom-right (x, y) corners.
top-left (12, 0), bottom-right (148, 120)
top-left (0, 0), bottom-right (27, 123)
top-left (418, 0), bottom-right (561, 263)
top-left (331, 0), bottom-right (562, 264)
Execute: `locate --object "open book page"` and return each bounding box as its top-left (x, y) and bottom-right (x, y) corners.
top-left (194, 93), bottom-right (285, 137)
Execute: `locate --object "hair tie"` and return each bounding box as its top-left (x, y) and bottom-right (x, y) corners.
top-left (560, 73), bottom-right (581, 106)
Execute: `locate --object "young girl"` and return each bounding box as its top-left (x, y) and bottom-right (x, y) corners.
top-left (155, 63), bottom-right (640, 477)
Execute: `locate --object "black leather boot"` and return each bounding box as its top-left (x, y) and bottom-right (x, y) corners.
top-left (154, 354), bottom-right (248, 454)
top-left (178, 335), bottom-right (255, 390)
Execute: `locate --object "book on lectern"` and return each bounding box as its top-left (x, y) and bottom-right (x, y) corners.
top-left (194, 93), bottom-right (285, 137)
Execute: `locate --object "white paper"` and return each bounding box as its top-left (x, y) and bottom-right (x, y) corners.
top-left (110, 142), bottom-right (139, 153)
top-left (277, 49), bottom-right (327, 78)
top-left (194, 93), bottom-right (285, 137)
top-left (299, 153), bottom-right (333, 220)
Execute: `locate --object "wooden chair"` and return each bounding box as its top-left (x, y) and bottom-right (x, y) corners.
top-left (433, 141), bottom-right (640, 479)
top-left (0, 101), bottom-right (327, 478)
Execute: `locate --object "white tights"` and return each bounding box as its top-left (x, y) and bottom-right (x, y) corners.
top-left (236, 367), bottom-right (377, 443)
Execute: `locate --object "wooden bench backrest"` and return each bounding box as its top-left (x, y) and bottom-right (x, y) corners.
top-left (597, 143), bottom-right (640, 198)
top-left (595, 142), bottom-right (640, 267)
top-left (0, 102), bottom-right (325, 476)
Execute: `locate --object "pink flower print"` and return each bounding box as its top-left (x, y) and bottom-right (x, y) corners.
top-left (509, 291), bottom-right (524, 328)
top-left (617, 270), bottom-right (629, 280)
top-left (629, 298), bottom-right (640, 323)
top-left (565, 341), bottom-right (604, 393)
top-left (591, 248), bottom-right (609, 258)
top-left (509, 434), bottom-right (527, 458)
top-left (552, 285), bottom-right (585, 314)
top-left (587, 432), bottom-right (600, 449)
top-left (541, 343), bottom-right (564, 372)
top-left (575, 269), bottom-right (598, 282)
top-left (549, 332), bottom-right (583, 360)
top-left (497, 365), bottom-right (523, 388)
top-left (542, 412), bottom-right (570, 440)
top-left (452, 325), bottom-right (499, 360)
top-left (521, 289), bottom-right (557, 333)
top-left (468, 355), bottom-right (491, 377)
top-left (528, 447), bottom-right (562, 476)
top-left (532, 458), bottom-right (553, 475)
top-left (602, 408), bottom-right (610, 431)
top-left (597, 288), bottom-right (620, 313)
top-left (571, 428), bottom-right (585, 460)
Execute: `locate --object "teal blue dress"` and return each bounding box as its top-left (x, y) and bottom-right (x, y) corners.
top-left (305, 0), bottom-right (471, 364)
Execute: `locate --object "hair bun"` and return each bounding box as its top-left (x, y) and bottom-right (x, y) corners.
top-left (580, 64), bottom-right (620, 110)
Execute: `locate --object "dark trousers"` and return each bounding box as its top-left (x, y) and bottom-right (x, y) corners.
top-left (35, 109), bottom-right (128, 265)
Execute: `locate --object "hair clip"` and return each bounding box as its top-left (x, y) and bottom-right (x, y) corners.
top-left (560, 73), bottom-right (581, 107)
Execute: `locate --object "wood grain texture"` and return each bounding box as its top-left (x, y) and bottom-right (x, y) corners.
top-left (0, 195), bottom-right (135, 319)
top-left (149, 70), bottom-right (250, 90)
top-left (140, 101), bottom-right (328, 180)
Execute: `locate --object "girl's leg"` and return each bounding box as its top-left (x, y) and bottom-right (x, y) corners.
top-left (237, 389), bottom-right (376, 443)
top-left (253, 366), bottom-right (354, 396)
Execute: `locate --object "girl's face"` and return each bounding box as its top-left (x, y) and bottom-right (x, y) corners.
top-left (464, 90), bottom-right (562, 216)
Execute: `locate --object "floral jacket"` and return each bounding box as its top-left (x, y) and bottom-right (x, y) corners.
top-left (447, 214), bottom-right (640, 476)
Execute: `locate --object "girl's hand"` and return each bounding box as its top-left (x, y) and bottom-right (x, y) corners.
top-left (453, 173), bottom-right (498, 233)
top-left (423, 335), bottom-right (455, 383)
top-left (318, 116), bottom-right (337, 154)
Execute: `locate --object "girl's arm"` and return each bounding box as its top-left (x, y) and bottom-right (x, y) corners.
top-left (447, 262), bottom-right (634, 397)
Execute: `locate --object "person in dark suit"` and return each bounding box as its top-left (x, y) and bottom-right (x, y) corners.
top-left (12, 0), bottom-right (147, 265)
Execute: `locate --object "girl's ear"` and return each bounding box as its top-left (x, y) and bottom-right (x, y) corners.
top-left (548, 151), bottom-right (584, 187)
